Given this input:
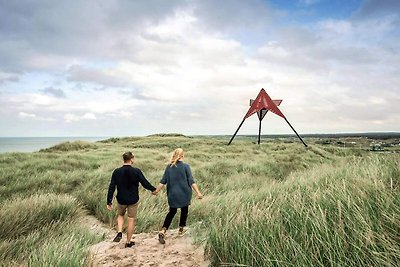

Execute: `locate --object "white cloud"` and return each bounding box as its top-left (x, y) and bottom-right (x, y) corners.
top-left (64, 113), bottom-right (80, 123)
top-left (18, 111), bottom-right (55, 121)
top-left (82, 113), bottom-right (96, 120)
top-left (19, 112), bottom-right (36, 118)
top-left (64, 112), bottom-right (96, 123)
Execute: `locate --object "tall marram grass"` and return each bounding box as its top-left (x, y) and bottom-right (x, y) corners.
top-left (0, 194), bottom-right (82, 239)
top-left (206, 155), bottom-right (400, 266)
top-left (0, 194), bottom-right (102, 266)
top-left (0, 135), bottom-right (399, 266)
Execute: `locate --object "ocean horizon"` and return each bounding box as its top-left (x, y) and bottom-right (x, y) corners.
top-left (0, 137), bottom-right (108, 153)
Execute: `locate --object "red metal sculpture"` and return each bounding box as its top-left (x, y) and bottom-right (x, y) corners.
top-left (228, 88), bottom-right (307, 146)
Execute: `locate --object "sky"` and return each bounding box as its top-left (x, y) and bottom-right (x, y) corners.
top-left (0, 0), bottom-right (399, 137)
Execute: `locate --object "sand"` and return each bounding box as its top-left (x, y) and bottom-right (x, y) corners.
top-left (85, 215), bottom-right (210, 267)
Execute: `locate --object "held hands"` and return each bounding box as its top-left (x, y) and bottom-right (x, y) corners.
top-left (153, 184), bottom-right (164, 196)
top-left (106, 204), bottom-right (113, 211)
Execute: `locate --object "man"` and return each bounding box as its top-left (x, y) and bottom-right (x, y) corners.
top-left (107, 151), bottom-right (156, 248)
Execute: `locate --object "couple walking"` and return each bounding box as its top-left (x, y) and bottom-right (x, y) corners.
top-left (106, 148), bottom-right (203, 248)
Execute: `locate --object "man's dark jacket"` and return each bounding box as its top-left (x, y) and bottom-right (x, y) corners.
top-left (107, 165), bottom-right (156, 205)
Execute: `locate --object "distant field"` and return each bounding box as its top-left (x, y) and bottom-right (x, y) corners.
top-left (0, 135), bottom-right (399, 266)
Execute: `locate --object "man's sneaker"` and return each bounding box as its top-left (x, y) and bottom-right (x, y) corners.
top-left (113, 232), bottom-right (122, 242)
top-left (125, 241), bottom-right (135, 248)
top-left (158, 232), bottom-right (166, 244)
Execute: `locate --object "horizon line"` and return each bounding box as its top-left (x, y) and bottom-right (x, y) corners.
top-left (1, 131), bottom-right (399, 139)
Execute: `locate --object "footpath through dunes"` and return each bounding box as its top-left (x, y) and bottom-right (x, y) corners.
top-left (86, 215), bottom-right (209, 267)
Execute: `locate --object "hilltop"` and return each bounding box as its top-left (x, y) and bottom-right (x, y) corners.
top-left (0, 135), bottom-right (398, 266)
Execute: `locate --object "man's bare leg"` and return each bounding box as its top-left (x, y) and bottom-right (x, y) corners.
top-left (112, 214), bottom-right (125, 242)
top-left (117, 214), bottom-right (124, 233)
top-left (127, 217), bottom-right (135, 242)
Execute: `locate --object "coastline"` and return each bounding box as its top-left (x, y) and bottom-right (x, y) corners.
top-left (0, 136), bottom-right (108, 153)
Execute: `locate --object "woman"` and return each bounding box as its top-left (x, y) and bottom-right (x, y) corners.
top-left (154, 148), bottom-right (203, 244)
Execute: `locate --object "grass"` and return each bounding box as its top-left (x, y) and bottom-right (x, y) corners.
top-left (0, 194), bottom-right (103, 266)
top-left (205, 156), bottom-right (399, 266)
top-left (39, 141), bottom-right (98, 152)
top-left (0, 135), bottom-right (399, 266)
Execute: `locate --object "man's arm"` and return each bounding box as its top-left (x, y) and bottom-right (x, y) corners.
top-left (106, 170), bottom-right (117, 208)
top-left (137, 169), bottom-right (156, 192)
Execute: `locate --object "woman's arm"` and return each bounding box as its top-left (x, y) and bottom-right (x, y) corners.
top-left (153, 166), bottom-right (169, 195)
top-left (153, 183), bottom-right (165, 195)
top-left (192, 183), bottom-right (203, 199)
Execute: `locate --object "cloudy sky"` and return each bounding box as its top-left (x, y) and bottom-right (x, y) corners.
top-left (0, 0), bottom-right (399, 137)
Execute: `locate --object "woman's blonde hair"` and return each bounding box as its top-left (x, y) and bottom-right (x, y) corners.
top-left (170, 148), bottom-right (184, 166)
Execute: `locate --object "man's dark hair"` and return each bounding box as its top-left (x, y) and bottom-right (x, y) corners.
top-left (122, 152), bottom-right (134, 162)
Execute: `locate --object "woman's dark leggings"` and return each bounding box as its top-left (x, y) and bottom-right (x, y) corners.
top-left (162, 206), bottom-right (189, 229)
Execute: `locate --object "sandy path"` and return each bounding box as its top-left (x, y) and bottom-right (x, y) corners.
top-left (85, 216), bottom-right (210, 267)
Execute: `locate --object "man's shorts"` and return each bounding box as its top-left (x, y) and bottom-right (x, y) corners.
top-left (117, 202), bottom-right (139, 218)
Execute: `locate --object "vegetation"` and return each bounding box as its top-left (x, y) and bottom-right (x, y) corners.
top-left (0, 135), bottom-right (398, 266)
top-left (39, 141), bottom-right (98, 152)
top-left (0, 194), bottom-right (102, 266)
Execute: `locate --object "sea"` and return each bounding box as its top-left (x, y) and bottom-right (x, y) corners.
top-left (0, 137), bottom-right (108, 153)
